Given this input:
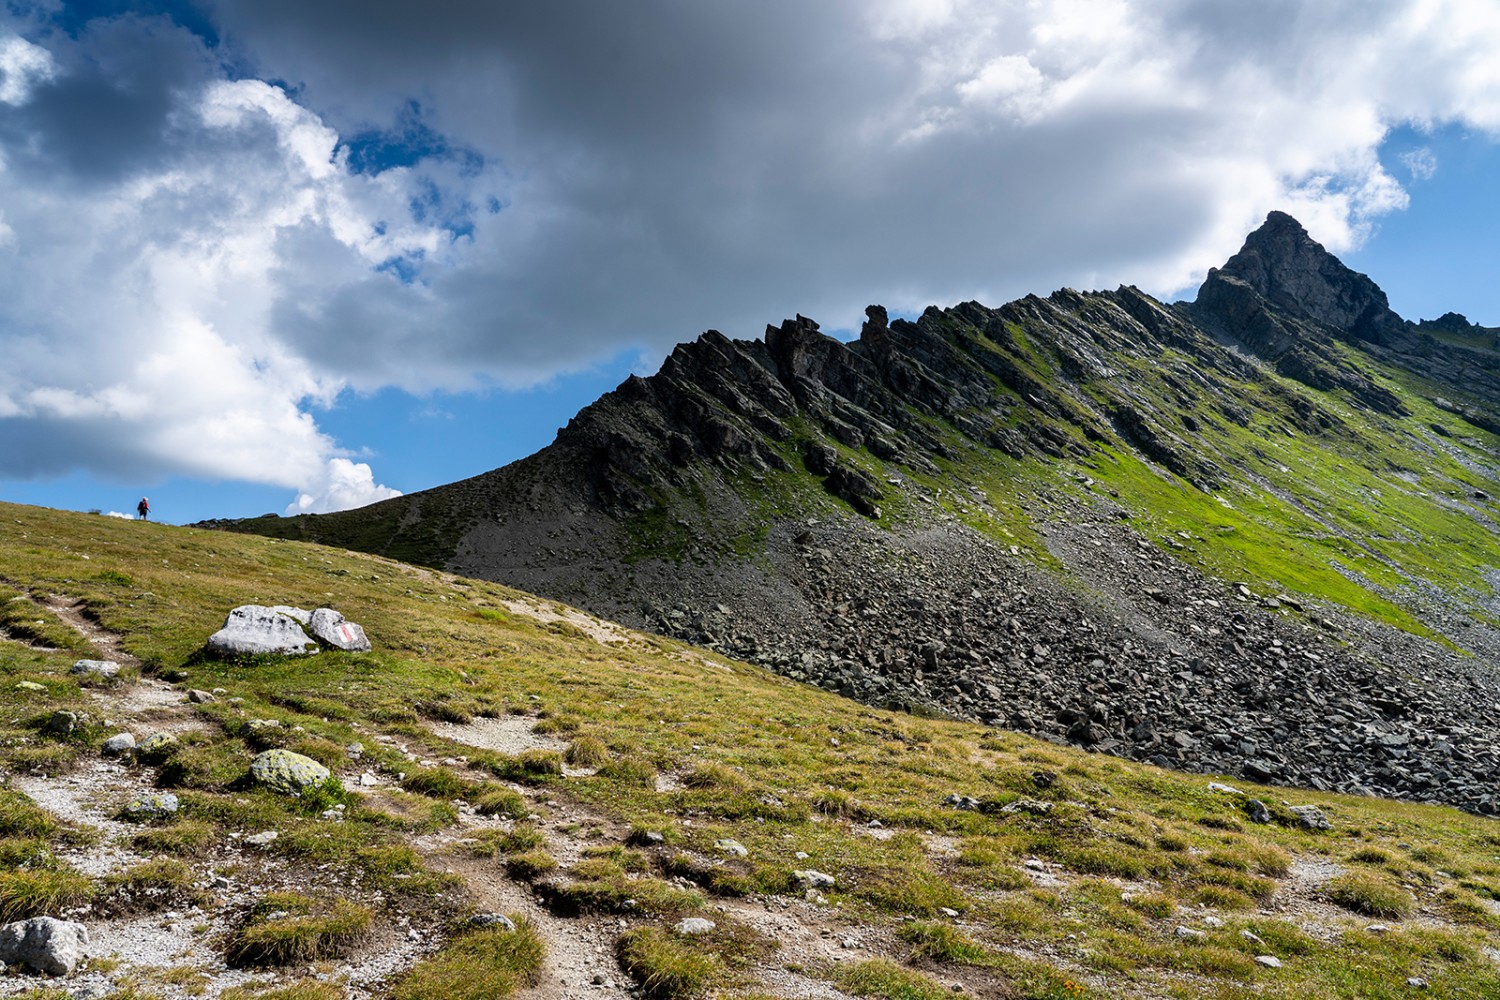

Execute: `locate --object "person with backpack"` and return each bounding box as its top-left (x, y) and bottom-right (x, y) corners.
top-left (137, 497), bottom-right (150, 520)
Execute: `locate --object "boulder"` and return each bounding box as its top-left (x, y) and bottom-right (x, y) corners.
top-left (123, 792), bottom-right (178, 822)
top-left (137, 733), bottom-right (179, 760)
top-left (70, 659), bottom-right (119, 680)
top-left (271, 605), bottom-right (312, 624)
top-left (44, 711), bottom-right (79, 737)
top-left (793, 869), bottom-right (836, 889)
top-left (0, 917), bottom-right (90, 975)
top-left (309, 608), bottom-right (372, 652)
top-left (250, 749), bottom-right (331, 795)
top-left (101, 733), bottom-right (136, 756)
top-left (206, 605), bottom-right (316, 656)
top-left (1289, 804), bottom-right (1331, 830)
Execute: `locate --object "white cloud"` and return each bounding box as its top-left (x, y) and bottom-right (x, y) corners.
top-left (4, 1), bottom-right (1500, 511)
top-left (286, 457), bottom-right (401, 515)
top-left (1401, 146), bottom-right (1438, 180)
top-left (0, 34), bottom-right (53, 105)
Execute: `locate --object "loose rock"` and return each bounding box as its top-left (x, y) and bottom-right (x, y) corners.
top-left (0, 917), bottom-right (90, 976)
top-left (123, 791), bottom-right (179, 822)
top-left (250, 749), bottom-right (332, 795)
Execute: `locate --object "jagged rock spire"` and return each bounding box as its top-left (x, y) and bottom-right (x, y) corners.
top-left (1195, 211), bottom-right (1405, 345)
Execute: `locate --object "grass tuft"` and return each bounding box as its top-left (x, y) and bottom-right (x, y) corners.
top-left (1326, 871), bottom-right (1414, 919)
top-left (393, 917), bottom-right (545, 1000)
top-left (616, 926), bottom-right (723, 1000)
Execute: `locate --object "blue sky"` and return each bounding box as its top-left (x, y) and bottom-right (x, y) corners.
top-left (3, 2), bottom-right (1500, 524)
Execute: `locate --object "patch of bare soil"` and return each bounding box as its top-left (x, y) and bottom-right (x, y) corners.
top-left (428, 716), bottom-right (569, 756)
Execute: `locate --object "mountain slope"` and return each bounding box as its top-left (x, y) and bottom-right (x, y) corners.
top-left (207, 213), bottom-right (1500, 815)
top-left (8, 504), bottom-right (1500, 998)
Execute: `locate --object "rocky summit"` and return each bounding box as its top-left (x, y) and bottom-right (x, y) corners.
top-left (208, 213), bottom-right (1500, 816)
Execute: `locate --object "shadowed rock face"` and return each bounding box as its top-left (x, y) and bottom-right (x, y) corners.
top-left (206, 212), bottom-right (1500, 816)
top-left (1202, 211), bottom-right (1406, 346)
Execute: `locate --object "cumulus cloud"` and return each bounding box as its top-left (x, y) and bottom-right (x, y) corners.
top-left (3, 1), bottom-right (1500, 511)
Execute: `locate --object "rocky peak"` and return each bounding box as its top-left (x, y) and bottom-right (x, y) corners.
top-left (1195, 211), bottom-right (1405, 345)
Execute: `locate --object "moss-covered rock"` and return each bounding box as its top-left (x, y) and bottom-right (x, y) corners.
top-left (250, 749), bottom-right (331, 795)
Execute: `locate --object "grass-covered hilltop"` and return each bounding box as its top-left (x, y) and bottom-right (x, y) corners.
top-left (5, 503), bottom-right (1500, 999)
top-left (206, 213), bottom-right (1500, 819)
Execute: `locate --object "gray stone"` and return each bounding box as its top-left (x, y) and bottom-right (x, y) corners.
top-left (70, 659), bottom-right (119, 680)
top-left (309, 608), bottom-right (372, 652)
top-left (1174, 926), bottom-right (1205, 940)
top-left (793, 869), bottom-right (836, 889)
top-left (674, 917), bottom-right (716, 935)
top-left (468, 913), bottom-right (516, 932)
top-left (1247, 798), bottom-right (1272, 823)
top-left (187, 689), bottom-right (216, 704)
top-left (44, 711), bottom-right (79, 736)
top-left (101, 733), bottom-right (136, 756)
top-left (0, 917), bottom-right (90, 975)
top-left (250, 749), bottom-right (331, 795)
top-left (271, 605), bottom-right (311, 624)
top-left (1255, 955), bottom-right (1282, 968)
top-left (1000, 798), bottom-right (1053, 815)
top-left (123, 791), bottom-right (178, 822)
top-left (206, 605), bottom-right (316, 657)
top-left (1289, 804), bottom-right (1331, 830)
top-left (715, 838), bottom-right (749, 858)
top-left (137, 733), bottom-right (179, 759)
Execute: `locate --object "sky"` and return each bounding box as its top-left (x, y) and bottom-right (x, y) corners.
top-left (2, 1), bottom-right (1499, 525)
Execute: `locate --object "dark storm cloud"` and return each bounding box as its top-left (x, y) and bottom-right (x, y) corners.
top-left (4, 0), bottom-right (1500, 510)
top-left (0, 13), bottom-right (217, 181)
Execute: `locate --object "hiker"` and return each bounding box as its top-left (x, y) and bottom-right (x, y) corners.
top-left (137, 497), bottom-right (150, 520)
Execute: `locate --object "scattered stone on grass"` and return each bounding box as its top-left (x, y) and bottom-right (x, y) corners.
top-left (71, 659), bottom-right (119, 680)
top-left (123, 791), bottom-right (179, 821)
top-left (675, 917), bottom-right (716, 935)
top-left (1290, 804), bottom-right (1331, 830)
top-left (250, 748), bottom-right (331, 795)
top-left (101, 732), bottom-right (136, 756)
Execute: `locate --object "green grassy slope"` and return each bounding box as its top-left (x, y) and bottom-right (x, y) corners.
top-left (6, 504), bottom-right (1500, 997)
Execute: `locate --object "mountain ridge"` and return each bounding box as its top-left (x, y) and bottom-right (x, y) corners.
top-left (204, 212), bottom-right (1500, 815)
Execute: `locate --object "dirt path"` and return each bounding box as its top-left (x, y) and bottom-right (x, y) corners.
top-left (42, 593), bottom-right (140, 667)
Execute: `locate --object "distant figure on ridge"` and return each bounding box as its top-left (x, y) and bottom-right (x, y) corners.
top-left (137, 497), bottom-right (150, 520)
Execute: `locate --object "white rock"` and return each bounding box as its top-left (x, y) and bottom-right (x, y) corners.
top-left (71, 659), bottom-right (120, 680)
top-left (674, 918), bottom-right (716, 936)
top-left (0, 917), bottom-right (90, 975)
top-left (360, 772), bottom-right (379, 786)
top-left (1207, 782), bottom-right (1244, 795)
top-left (1255, 955), bottom-right (1282, 968)
top-left (207, 605), bottom-right (317, 656)
top-left (1202, 916), bottom-right (1225, 928)
top-left (309, 607), bottom-right (372, 652)
top-left (715, 839), bottom-right (749, 858)
top-left (244, 830), bottom-right (279, 847)
top-left (1174, 926), bottom-right (1205, 940)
